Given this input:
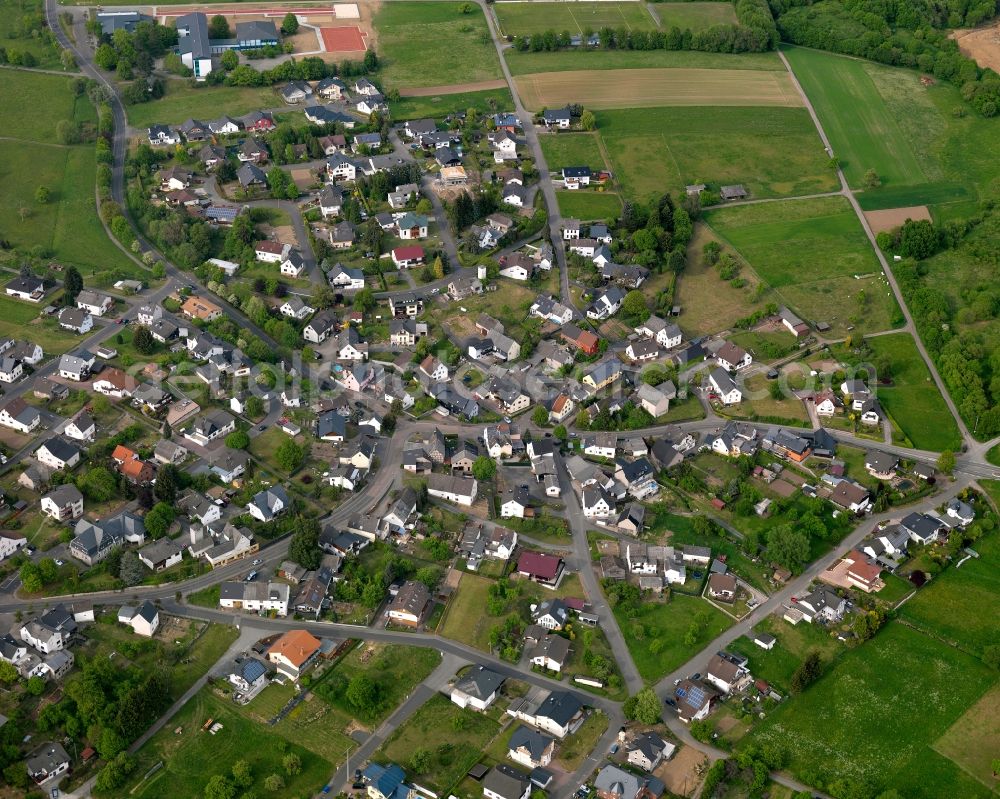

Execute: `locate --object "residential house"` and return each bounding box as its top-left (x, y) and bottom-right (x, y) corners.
top-left (117, 599), bottom-right (159, 636)
top-left (64, 413), bottom-right (96, 442)
top-left (391, 245), bottom-right (425, 269)
top-left (707, 572), bottom-right (737, 602)
top-left (138, 537), bottom-right (184, 572)
top-left (35, 438), bottom-right (81, 471)
top-left (267, 629), bottom-right (321, 679)
top-left (484, 764), bottom-right (531, 799)
top-left (26, 742), bottom-right (70, 785)
top-left (708, 368), bottom-right (742, 405)
top-left (0, 397), bottom-right (40, 433)
top-left (517, 551), bottom-right (564, 588)
top-left (706, 653), bottom-right (751, 694)
top-left (386, 580), bottom-right (431, 628)
top-left (427, 473), bottom-right (478, 506)
top-left (900, 511), bottom-right (944, 546)
top-left (865, 451), bottom-right (900, 480)
top-left (57, 307), bottom-right (93, 335)
top-left (627, 732), bottom-right (674, 772)
top-left (716, 341), bottom-right (752, 371)
top-left (507, 725), bottom-right (554, 769)
top-left (41, 484), bottom-right (84, 522)
top-left (70, 512), bottom-right (145, 566)
top-left (6, 275), bottom-right (45, 302)
top-left (247, 485), bottom-right (290, 523)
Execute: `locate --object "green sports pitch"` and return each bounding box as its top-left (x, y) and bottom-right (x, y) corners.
top-left (494, 1), bottom-right (658, 36)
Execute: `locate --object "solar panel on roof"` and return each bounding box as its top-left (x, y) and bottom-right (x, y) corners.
top-left (687, 685), bottom-right (706, 706)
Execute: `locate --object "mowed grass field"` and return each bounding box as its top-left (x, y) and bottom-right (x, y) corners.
top-left (843, 333), bottom-right (961, 451)
top-left (126, 82), bottom-right (281, 128)
top-left (539, 132), bottom-right (606, 170)
top-left (389, 87), bottom-right (513, 120)
top-left (655, 1), bottom-right (737, 29)
top-left (374, 1), bottom-right (503, 88)
top-left (505, 47), bottom-right (784, 75)
top-left (746, 623), bottom-right (997, 799)
top-left (0, 69), bottom-right (95, 143)
top-left (556, 191), bottom-right (622, 220)
top-left (516, 67), bottom-right (801, 111)
top-left (784, 45), bottom-right (1000, 213)
top-left (597, 106), bottom-right (836, 202)
top-left (495, 1), bottom-right (657, 36)
top-left (704, 197), bottom-right (899, 336)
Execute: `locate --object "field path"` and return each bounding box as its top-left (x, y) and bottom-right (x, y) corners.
top-left (778, 49), bottom-right (972, 449)
top-left (398, 79), bottom-right (508, 96)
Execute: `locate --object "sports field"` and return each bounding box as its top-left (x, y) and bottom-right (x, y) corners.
top-left (494, 1), bottom-right (657, 36)
top-left (597, 106), bottom-right (836, 201)
top-left (746, 623), bottom-right (997, 799)
top-left (506, 48), bottom-right (784, 74)
top-left (374, 1), bottom-right (503, 88)
top-left (783, 45), bottom-right (1000, 214)
top-left (704, 197), bottom-right (898, 336)
top-left (516, 67), bottom-right (801, 110)
top-left (654, 1), bottom-right (737, 29)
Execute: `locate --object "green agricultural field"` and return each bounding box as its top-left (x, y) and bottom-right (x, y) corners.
top-left (120, 688), bottom-right (332, 799)
top-left (613, 593), bottom-right (733, 682)
top-left (495, 1), bottom-right (658, 37)
top-left (539, 132), bottom-right (606, 171)
top-left (899, 531), bottom-right (1000, 659)
top-left (704, 197), bottom-right (898, 336)
top-left (596, 106), bottom-right (836, 203)
top-left (783, 45), bottom-right (1000, 214)
top-left (654, 1), bottom-right (737, 30)
top-left (389, 88), bottom-right (513, 120)
top-left (126, 82), bottom-right (280, 128)
top-left (0, 70), bottom-right (94, 144)
top-left (833, 333), bottom-right (962, 451)
top-left (746, 623), bottom-right (997, 799)
top-left (378, 695), bottom-right (501, 794)
top-left (556, 191), bottom-right (622, 220)
top-left (506, 48), bottom-right (784, 75)
top-left (374, 2), bottom-right (503, 88)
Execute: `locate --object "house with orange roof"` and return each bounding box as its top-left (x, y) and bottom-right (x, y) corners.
top-left (93, 367), bottom-right (139, 398)
top-left (267, 629), bottom-right (321, 679)
top-left (181, 295), bottom-right (223, 322)
top-left (112, 445), bottom-right (155, 484)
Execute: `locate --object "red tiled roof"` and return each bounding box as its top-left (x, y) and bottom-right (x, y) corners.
top-left (392, 245), bottom-right (425, 260)
top-left (517, 551), bottom-right (563, 580)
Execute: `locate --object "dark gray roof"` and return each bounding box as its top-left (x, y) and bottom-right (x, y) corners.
top-left (176, 12), bottom-right (211, 59)
top-left (536, 690), bottom-right (582, 725)
top-left (454, 665), bottom-right (505, 700)
top-left (509, 725), bottom-right (552, 760)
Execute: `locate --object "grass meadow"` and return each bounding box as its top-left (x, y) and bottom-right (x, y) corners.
top-left (126, 82), bottom-right (281, 128)
top-left (833, 333), bottom-right (961, 451)
top-left (539, 132), bottom-right (606, 170)
top-left (494, 1), bottom-right (658, 37)
top-left (121, 688), bottom-right (331, 799)
top-left (613, 592), bottom-right (733, 683)
top-left (505, 48), bottom-right (784, 75)
top-left (556, 191), bottom-right (623, 220)
top-left (389, 87), bottom-right (513, 120)
top-left (374, 2), bottom-right (503, 88)
top-left (0, 69), bottom-right (95, 143)
top-left (704, 197), bottom-right (899, 336)
top-left (746, 622), bottom-right (997, 799)
top-left (0, 0), bottom-right (64, 68)
top-left (784, 45), bottom-right (1000, 216)
top-left (596, 106), bottom-right (837, 202)
top-left (730, 615), bottom-right (844, 694)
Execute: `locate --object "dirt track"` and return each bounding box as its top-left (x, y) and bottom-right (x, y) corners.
top-left (863, 205), bottom-right (932, 234)
top-left (399, 79), bottom-right (509, 97)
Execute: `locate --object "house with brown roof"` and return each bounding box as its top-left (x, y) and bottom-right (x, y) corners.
top-left (560, 324), bottom-right (599, 356)
top-left (707, 572), bottom-right (737, 602)
top-left (386, 580), bottom-right (431, 628)
top-left (267, 629), bottom-right (321, 679)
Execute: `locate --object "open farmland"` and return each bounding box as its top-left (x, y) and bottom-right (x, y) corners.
top-left (596, 106), bottom-right (836, 202)
top-left (784, 45), bottom-right (1000, 215)
top-left (506, 47), bottom-right (784, 74)
top-left (389, 87), bottom-right (513, 120)
top-left (494, 1), bottom-right (657, 37)
top-left (374, 1), bottom-right (503, 88)
top-left (704, 197), bottom-right (899, 336)
top-left (516, 67), bottom-right (802, 111)
top-left (745, 623), bottom-right (997, 799)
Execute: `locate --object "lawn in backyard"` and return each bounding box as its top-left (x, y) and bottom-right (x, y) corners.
top-left (898, 529), bottom-right (1000, 659)
top-left (832, 333), bottom-right (961, 452)
top-left (655, 1), bottom-right (737, 29)
top-left (539, 132), bottom-right (606, 171)
top-left (125, 82), bottom-right (280, 128)
top-left (744, 622), bottom-right (997, 799)
top-left (506, 48), bottom-right (784, 75)
top-left (377, 694), bottom-right (501, 794)
top-left (783, 45), bottom-right (1000, 213)
top-left (556, 191), bottom-right (622, 220)
top-left (596, 106), bottom-right (836, 203)
top-left (0, 294), bottom-right (92, 355)
top-left (494, 1), bottom-right (657, 36)
top-left (119, 688), bottom-right (331, 799)
top-left (730, 614), bottom-right (845, 693)
top-left (389, 88), bottom-right (513, 120)
top-left (613, 592), bottom-right (733, 682)
top-left (374, 1), bottom-right (503, 88)
top-left (704, 197), bottom-right (899, 337)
